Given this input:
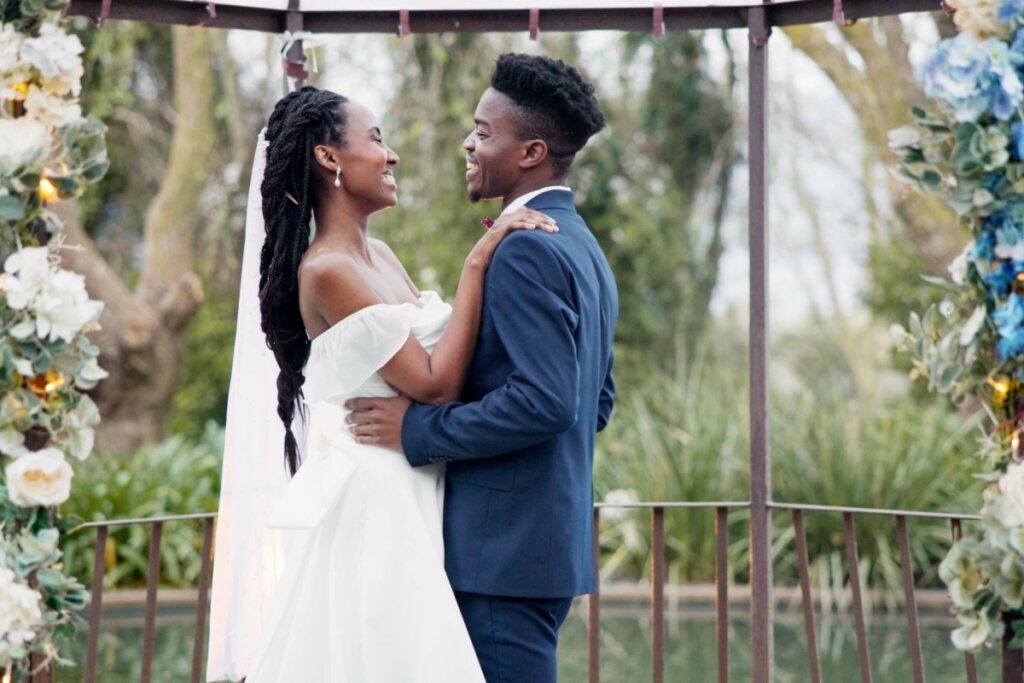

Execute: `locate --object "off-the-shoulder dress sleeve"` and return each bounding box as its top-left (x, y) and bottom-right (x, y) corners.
top-left (302, 305), bottom-right (412, 403)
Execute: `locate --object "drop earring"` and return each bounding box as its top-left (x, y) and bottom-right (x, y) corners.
top-left (334, 166), bottom-right (342, 188)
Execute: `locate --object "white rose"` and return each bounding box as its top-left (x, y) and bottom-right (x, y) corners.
top-left (0, 567), bottom-right (42, 647)
top-left (5, 448), bottom-right (73, 507)
top-left (947, 0), bottom-right (1011, 40)
top-left (0, 118), bottom-right (48, 175)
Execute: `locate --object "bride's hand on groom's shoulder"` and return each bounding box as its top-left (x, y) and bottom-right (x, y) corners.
top-left (467, 208), bottom-right (557, 269)
top-left (344, 396), bottom-right (412, 452)
top-left (490, 208), bottom-right (557, 236)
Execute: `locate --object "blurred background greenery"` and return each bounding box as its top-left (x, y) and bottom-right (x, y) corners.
top-left (58, 13), bottom-right (983, 599)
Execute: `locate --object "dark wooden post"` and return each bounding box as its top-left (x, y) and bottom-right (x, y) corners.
top-left (747, 5), bottom-right (774, 683)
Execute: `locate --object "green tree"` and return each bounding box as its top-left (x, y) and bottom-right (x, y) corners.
top-left (577, 31), bottom-right (736, 376)
top-left (59, 25), bottom-right (261, 450)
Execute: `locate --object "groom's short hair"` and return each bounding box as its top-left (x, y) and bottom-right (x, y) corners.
top-left (490, 53), bottom-right (605, 174)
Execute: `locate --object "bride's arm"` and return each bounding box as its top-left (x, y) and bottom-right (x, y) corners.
top-left (310, 208), bottom-right (557, 406)
top-left (378, 208), bottom-right (556, 405)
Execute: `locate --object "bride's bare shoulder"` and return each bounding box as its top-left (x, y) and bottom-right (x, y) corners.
top-left (299, 249), bottom-right (381, 324)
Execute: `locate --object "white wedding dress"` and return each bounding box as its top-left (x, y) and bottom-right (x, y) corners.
top-left (245, 291), bottom-right (485, 683)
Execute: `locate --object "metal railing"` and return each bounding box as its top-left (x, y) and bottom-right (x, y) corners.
top-left (30, 500), bottom-right (1009, 683)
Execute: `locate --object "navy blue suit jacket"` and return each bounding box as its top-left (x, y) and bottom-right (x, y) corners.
top-left (402, 189), bottom-right (618, 598)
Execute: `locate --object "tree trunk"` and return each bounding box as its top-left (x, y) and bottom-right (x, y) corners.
top-left (61, 27), bottom-right (215, 454)
top-left (782, 17), bottom-right (966, 275)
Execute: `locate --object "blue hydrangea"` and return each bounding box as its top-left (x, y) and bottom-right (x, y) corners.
top-left (1012, 121), bottom-right (1024, 160)
top-left (1000, 0), bottom-right (1024, 24)
top-left (922, 33), bottom-right (1024, 122)
top-left (984, 260), bottom-right (1024, 296)
top-left (984, 204), bottom-right (1024, 261)
top-left (994, 294), bottom-right (1024, 359)
top-left (974, 228), bottom-right (998, 262)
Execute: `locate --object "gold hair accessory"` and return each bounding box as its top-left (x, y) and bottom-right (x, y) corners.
top-left (285, 191), bottom-right (299, 205)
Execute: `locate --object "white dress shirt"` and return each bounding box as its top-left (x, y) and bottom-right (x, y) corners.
top-left (500, 185), bottom-right (572, 216)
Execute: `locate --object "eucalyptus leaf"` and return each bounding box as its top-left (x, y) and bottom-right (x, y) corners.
top-left (0, 195), bottom-right (25, 220)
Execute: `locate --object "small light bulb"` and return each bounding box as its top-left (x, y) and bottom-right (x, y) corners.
top-left (38, 177), bottom-right (58, 203)
top-left (989, 375), bottom-right (1011, 398)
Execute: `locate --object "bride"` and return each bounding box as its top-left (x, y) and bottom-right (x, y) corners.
top-left (206, 85), bottom-right (555, 682)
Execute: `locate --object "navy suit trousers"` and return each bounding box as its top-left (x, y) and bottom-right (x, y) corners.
top-left (455, 591), bottom-right (574, 683)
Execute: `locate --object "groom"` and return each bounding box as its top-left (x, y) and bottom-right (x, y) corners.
top-left (346, 53), bottom-right (617, 683)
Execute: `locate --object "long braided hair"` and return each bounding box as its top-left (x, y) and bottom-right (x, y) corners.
top-left (259, 86), bottom-right (349, 475)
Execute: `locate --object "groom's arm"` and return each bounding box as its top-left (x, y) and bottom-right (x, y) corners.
top-left (402, 234), bottom-right (581, 466)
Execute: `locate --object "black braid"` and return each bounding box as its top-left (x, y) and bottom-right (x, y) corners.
top-left (259, 86), bottom-right (349, 475)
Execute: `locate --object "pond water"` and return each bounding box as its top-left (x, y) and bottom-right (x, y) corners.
top-left (49, 599), bottom-right (999, 682)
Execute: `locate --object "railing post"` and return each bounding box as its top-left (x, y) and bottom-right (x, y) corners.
top-left (747, 5), bottom-right (774, 683)
top-left (140, 521), bottom-right (163, 683)
top-left (651, 507), bottom-right (666, 683)
top-left (84, 524), bottom-right (109, 683)
top-left (1003, 612), bottom-right (1024, 683)
top-left (589, 507), bottom-right (601, 683)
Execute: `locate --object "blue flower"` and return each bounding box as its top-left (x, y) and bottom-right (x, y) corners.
top-left (994, 294), bottom-right (1024, 359)
top-left (984, 260), bottom-right (1024, 296)
top-left (1013, 24), bottom-right (1024, 52)
top-left (922, 33), bottom-right (1024, 122)
top-left (1012, 122), bottom-right (1024, 160)
top-left (984, 204), bottom-right (1024, 261)
top-left (1000, 0), bottom-right (1024, 24)
top-left (974, 228), bottom-right (998, 261)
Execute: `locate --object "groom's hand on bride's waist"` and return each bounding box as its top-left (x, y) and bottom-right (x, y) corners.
top-left (344, 396), bottom-right (412, 452)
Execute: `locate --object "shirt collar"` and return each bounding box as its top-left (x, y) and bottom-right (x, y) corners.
top-left (500, 186), bottom-right (572, 216)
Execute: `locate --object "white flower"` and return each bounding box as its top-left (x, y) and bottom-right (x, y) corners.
top-left (0, 427), bottom-right (29, 459)
top-left (3, 247), bottom-right (51, 311)
top-left (4, 248), bottom-right (105, 342)
top-left (949, 242), bottom-right (972, 284)
top-left (63, 395), bottom-right (100, 461)
top-left (0, 118), bottom-right (48, 175)
top-left (0, 567), bottom-right (42, 651)
top-left (4, 447), bottom-right (73, 507)
top-left (32, 268), bottom-right (104, 342)
top-left (960, 305), bottom-right (987, 346)
top-left (1000, 463), bottom-right (1024, 523)
top-left (19, 23), bottom-right (84, 95)
top-left (947, 0), bottom-right (1011, 40)
top-left (22, 84), bottom-right (81, 128)
top-left (0, 24), bottom-right (23, 74)
top-left (952, 610), bottom-right (997, 652)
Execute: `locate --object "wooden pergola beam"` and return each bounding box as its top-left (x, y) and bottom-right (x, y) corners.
top-left (67, 0), bottom-right (941, 33)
